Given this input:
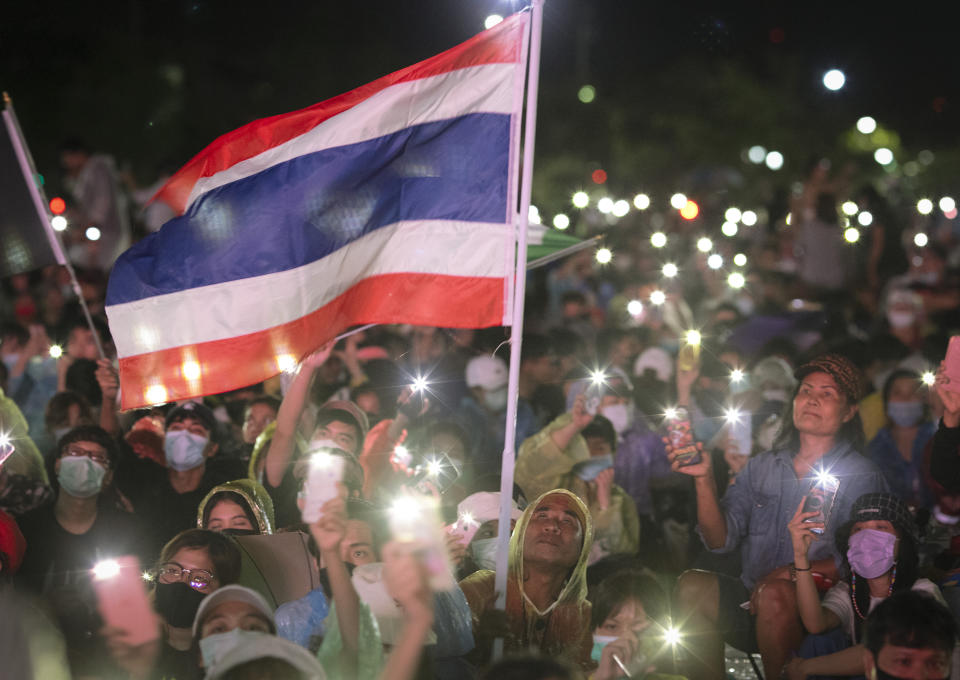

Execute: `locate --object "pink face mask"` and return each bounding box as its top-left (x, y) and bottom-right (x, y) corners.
top-left (847, 528), bottom-right (897, 578)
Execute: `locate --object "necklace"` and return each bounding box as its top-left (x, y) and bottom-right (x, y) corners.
top-left (851, 564), bottom-right (896, 621)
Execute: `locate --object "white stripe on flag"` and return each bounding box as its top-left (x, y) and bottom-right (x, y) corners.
top-left (186, 63), bottom-right (520, 210)
top-left (107, 220), bottom-right (510, 358)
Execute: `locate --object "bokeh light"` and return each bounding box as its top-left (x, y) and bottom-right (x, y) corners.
top-left (823, 69), bottom-right (846, 90)
top-left (650, 290), bottom-right (666, 305)
top-left (612, 199), bottom-right (630, 217)
top-left (650, 232), bottom-right (667, 248)
top-left (721, 221), bottom-right (738, 237)
top-left (51, 215), bottom-right (67, 231)
top-left (680, 200), bottom-right (699, 220)
top-left (707, 253), bottom-right (723, 269)
top-left (841, 201), bottom-right (858, 216)
top-left (733, 253), bottom-right (747, 267)
top-left (747, 146), bottom-right (766, 164)
top-left (857, 211), bottom-right (873, 226)
top-left (874, 148), bottom-right (894, 165)
top-left (662, 262), bottom-right (678, 278)
top-left (844, 227), bottom-right (860, 243)
top-left (633, 193), bottom-right (650, 210)
top-left (85, 226), bottom-right (101, 241)
top-left (914, 233), bottom-right (929, 247)
top-left (595, 247), bottom-right (612, 264)
top-left (940, 197), bottom-right (956, 213)
top-left (741, 210), bottom-right (758, 226)
top-left (553, 214), bottom-right (570, 230)
top-left (627, 299), bottom-right (644, 316)
top-left (670, 193), bottom-right (687, 209)
top-left (528, 205), bottom-right (541, 224)
top-left (696, 237), bottom-right (713, 252)
top-left (49, 196), bottom-right (66, 215)
top-left (917, 198), bottom-right (933, 215)
top-left (592, 169), bottom-right (607, 184)
top-left (728, 272), bottom-right (746, 289)
top-left (725, 207), bottom-right (742, 222)
top-left (572, 191), bottom-right (589, 208)
top-left (856, 116), bottom-right (877, 134)
top-left (765, 151), bottom-right (784, 170)
top-left (484, 14), bottom-right (503, 29)
top-left (578, 85), bottom-right (596, 104)
top-left (597, 197), bottom-right (614, 214)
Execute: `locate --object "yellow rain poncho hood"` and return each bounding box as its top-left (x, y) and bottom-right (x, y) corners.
top-left (459, 488), bottom-right (595, 671)
top-left (197, 479), bottom-right (276, 534)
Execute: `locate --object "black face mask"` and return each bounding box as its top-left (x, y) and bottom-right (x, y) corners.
top-left (221, 528), bottom-right (259, 537)
top-left (155, 582), bottom-right (207, 628)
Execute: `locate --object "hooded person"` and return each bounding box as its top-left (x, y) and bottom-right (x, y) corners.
top-left (459, 488), bottom-right (595, 671)
top-left (455, 491), bottom-right (523, 577)
top-left (197, 479), bottom-right (276, 535)
top-left (515, 392), bottom-right (640, 564)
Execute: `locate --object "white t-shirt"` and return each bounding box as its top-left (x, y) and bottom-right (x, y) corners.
top-left (822, 578), bottom-right (945, 642)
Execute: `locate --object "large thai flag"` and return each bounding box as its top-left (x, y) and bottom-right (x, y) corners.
top-left (105, 14), bottom-right (529, 409)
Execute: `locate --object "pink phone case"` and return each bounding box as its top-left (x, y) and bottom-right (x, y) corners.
top-left (944, 336), bottom-right (960, 393)
top-left (92, 555), bottom-right (158, 647)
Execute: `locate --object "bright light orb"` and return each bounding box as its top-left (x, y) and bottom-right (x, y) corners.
top-left (572, 191), bottom-right (589, 208)
top-left (921, 371), bottom-right (936, 387)
top-left (590, 369), bottom-right (607, 386)
top-left (92, 559), bottom-right (121, 580)
top-left (595, 247), bottom-right (612, 264)
top-left (685, 330), bottom-right (701, 346)
top-left (730, 368), bottom-right (745, 383)
top-left (940, 197), bottom-right (956, 213)
top-left (662, 263), bottom-right (679, 278)
top-left (765, 151), bottom-right (784, 171)
top-left (597, 197), bottom-right (614, 214)
top-left (85, 226), bottom-right (101, 241)
top-left (650, 231), bottom-right (667, 248)
top-left (844, 227), bottom-right (861, 243)
top-left (741, 210), bottom-right (758, 226)
top-left (721, 221), bottom-right (738, 237)
top-left (724, 408), bottom-right (743, 424)
top-left (578, 85), bottom-right (596, 104)
top-left (680, 200), bottom-right (699, 220)
top-left (664, 407), bottom-right (679, 421)
top-left (733, 253), bottom-right (747, 267)
top-left (276, 354), bottom-right (298, 373)
top-left (612, 199), bottom-right (630, 217)
top-left (747, 146), bottom-right (766, 164)
top-left (874, 148), bottom-right (894, 166)
top-left (51, 215), bottom-right (67, 231)
top-left (725, 207), bottom-right (742, 223)
top-left (707, 253), bottom-right (723, 270)
top-left (670, 193), bottom-right (687, 210)
top-left (49, 344), bottom-right (63, 359)
top-left (914, 233), bottom-right (929, 247)
top-left (633, 193), bottom-right (651, 210)
top-left (411, 375), bottom-right (429, 392)
top-left (857, 211), bottom-right (873, 226)
top-left (528, 205), bottom-right (541, 224)
top-left (917, 198), bottom-right (933, 215)
top-left (181, 361), bottom-right (201, 381)
top-left (728, 272), bottom-right (746, 289)
top-left (841, 201), bottom-right (859, 216)
top-left (484, 14), bottom-right (503, 29)
top-left (696, 237), bottom-right (713, 253)
top-left (664, 626), bottom-right (683, 646)
top-left (650, 290), bottom-right (666, 305)
top-left (627, 299), bottom-right (644, 316)
top-left (856, 116), bottom-right (877, 134)
top-left (145, 384), bottom-right (168, 405)
top-left (553, 213), bottom-right (570, 230)
top-left (823, 69), bottom-right (846, 91)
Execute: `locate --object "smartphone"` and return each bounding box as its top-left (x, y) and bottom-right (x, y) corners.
top-left (388, 494), bottom-right (455, 591)
top-left (666, 407), bottom-right (700, 466)
top-left (943, 336), bottom-right (960, 393)
top-left (301, 451), bottom-right (344, 524)
top-left (584, 381), bottom-right (603, 415)
top-left (91, 556), bottom-right (158, 646)
top-left (411, 452), bottom-right (462, 495)
top-left (677, 343), bottom-right (701, 373)
top-left (802, 473), bottom-right (839, 535)
top-left (729, 412), bottom-right (752, 457)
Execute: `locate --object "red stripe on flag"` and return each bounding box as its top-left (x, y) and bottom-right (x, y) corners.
top-left (117, 273), bottom-right (504, 410)
top-left (153, 14), bottom-right (528, 215)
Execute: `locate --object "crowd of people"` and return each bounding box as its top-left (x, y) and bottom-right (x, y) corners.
top-left (1, 142), bottom-right (960, 680)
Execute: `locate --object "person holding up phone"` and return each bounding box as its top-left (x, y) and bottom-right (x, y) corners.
top-left (670, 354), bottom-right (888, 680)
top-left (930, 350), bottom-right (960, 493)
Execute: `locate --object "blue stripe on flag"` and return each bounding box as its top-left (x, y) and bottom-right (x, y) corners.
top-left (107, 112), bottom-right (510, 306)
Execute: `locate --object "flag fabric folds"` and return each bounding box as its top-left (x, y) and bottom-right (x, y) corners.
top-left (105, 14), bottom-right (530, 409)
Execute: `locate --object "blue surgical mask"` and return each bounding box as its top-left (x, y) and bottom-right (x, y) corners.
top-left (887, 401), bottom-right (923, 428)
top-left (573, 454), bottom-right (614, 481)
top-left (591, 633), bottom-right (618, 662)
top-left (57, 456), bottom-right (107, 498)
top-left (200, 629), bottom-right (270, 668)
top-left (2, 353), bottom-right (20, 371)
top-left (164, 430), bottom-right (208, 471)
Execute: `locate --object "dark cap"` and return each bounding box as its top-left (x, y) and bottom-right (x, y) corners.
top-left (794, 353), bottom-right (863, 403)
top-left (165, 401), bottom-right (218, 440)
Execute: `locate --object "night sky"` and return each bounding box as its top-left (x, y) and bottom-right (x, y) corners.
top-left (3, 1), bottom-right (959, 214)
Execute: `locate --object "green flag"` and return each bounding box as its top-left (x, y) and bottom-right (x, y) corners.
top-left (525, 224), bottom-right (597, 270)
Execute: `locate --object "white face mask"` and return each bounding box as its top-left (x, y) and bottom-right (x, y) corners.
top-left (200, 629), bottom-right (270, 668)
top-left (164, 430), bottom-right (208, 471)
top-left (470, 537), bottom-right (500, 571)
top-left (762, 388), bottom-right (789, 403)
top-left (483, 386), bottom-right (508, 412)
top-left (601, 403), bottom-right (633, 435)
top-left (887, 310), bottom-right (916, 329)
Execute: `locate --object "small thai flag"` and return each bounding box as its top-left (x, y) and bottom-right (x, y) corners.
top-left (106, 13), bottom-right (530, 409)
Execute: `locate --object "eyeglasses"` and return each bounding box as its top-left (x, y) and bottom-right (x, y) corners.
top-left (61, 444), bottom-right (110, 468)
top-left (155, 562), bottom-right (217, 592)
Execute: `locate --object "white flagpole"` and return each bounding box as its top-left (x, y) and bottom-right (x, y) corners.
top-left (492, 0), bottom-right (544, 660)
top-left (2, 93), bottom-right (106, 360)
